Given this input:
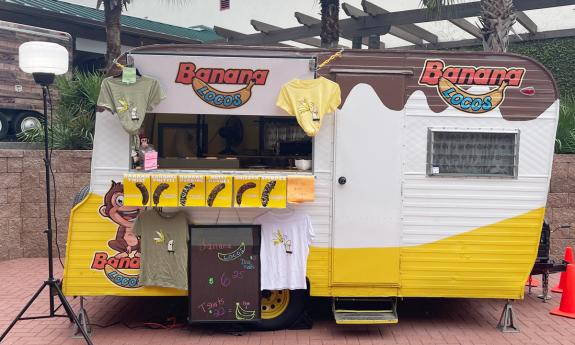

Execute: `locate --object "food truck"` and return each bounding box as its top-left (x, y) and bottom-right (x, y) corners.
top-left (63, 44), bottom-right (559, 329)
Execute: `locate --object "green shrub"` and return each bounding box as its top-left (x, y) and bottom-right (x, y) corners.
top-left (18, 70), bottom-right (104, 150)
top-left (510, 37), bottom-right (575, 98)
top-left (555, 95), bottom-right (575, 153)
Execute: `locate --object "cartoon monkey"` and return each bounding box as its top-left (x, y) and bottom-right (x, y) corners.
top-left (99, 181), bottom-right (142, 258)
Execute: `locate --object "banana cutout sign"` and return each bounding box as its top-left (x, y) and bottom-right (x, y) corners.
top-left (175, 62), bottom-right (269, 109)
top-left (419, 59), bottom-right (525, 114)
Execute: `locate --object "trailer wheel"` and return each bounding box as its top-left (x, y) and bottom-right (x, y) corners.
top-left (12, 111), bottom-right (41, 134)
top-left (0, 112), bottom-right (9, 140)
top-left (72, 185), bottom-right (90, 208)
top-left (255, 289), bottom-right (306, 331)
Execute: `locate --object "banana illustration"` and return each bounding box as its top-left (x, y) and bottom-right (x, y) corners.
top-left (153, 230), bottom-right (165, 244)
top-left (272, 229), bottom-right (284, 245)
top-left (235, 302), bottom-right (256, 320)
top-left (104, 264), bottom-right (140, 288)
top-left (217, 242), bottom-right (246, 261)
top-left (116, 99), bottom-right (130, 113)
top-left (192, 77), bottom-right (255, 109)
top-left (438, 77), bottom-right (508, 114)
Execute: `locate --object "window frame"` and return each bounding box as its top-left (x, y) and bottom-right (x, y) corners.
top-left (130, 113), bottom-right (314, 173)
top-left (426, 127), bottom-right (520, 179)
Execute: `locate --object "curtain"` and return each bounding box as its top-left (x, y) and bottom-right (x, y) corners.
top-left (431, 131), bottom-right (516, 176)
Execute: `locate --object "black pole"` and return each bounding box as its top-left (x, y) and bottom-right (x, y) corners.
top-left (0, 76), bottom-right (93, 345)
top-left (42, 85), bottom-right (56, 317)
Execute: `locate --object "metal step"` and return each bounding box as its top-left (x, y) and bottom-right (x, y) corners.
top-left (333, 298), bottom-right (398, 325)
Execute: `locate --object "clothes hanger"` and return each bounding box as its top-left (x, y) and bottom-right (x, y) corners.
top-left (113, 55), bottom-right (142, 78)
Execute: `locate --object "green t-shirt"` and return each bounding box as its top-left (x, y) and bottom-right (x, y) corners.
top-left (133, 210), bottom-right (189, 290)
top-left (97, 76), bottom-right (166, 135)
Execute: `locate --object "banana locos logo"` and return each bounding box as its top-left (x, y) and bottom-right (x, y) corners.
top-left (175, 62), bottom-right (269, 109)
top-left (419, 59), bottom-right (525, 114)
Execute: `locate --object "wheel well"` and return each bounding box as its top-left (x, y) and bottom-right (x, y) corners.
top-left (0, 109), bottom-right (42, 124)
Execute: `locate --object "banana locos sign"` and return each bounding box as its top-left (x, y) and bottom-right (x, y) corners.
top-left (175, 62), bottom-right (269, 109)
top-left (419, 59), bottom-right (525, 114)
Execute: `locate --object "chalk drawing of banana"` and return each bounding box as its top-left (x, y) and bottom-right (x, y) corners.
top-left (438, 77), bottom-right (508, 114)
top-left (104, 264), bottom-right (140, 288)
top-left (217, 242), bottom-right (246, 261)
top-left (192, 77), bottom-right (255, 109)
top-left (235, 302), bottom-right (256, 320)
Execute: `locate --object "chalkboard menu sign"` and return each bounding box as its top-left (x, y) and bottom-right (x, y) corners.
top-left (189, 225), bottom-right (261, 322)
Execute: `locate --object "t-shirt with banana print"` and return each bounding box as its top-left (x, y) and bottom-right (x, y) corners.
top-left (97, 75), bottom-right (166, 135)
top-left (276, 77), bottom-right (341, 137)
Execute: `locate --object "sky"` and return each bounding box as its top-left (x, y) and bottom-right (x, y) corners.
top-left (63, 0), bottom-right (575, 48)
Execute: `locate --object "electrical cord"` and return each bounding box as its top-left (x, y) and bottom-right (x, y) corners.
top-left (89, 317), bottom-right (184, 330)
top-left (46, 86), bottom-right (64, 269)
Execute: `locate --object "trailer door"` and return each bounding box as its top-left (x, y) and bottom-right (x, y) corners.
top-left (332, 71), bottom-right (407, 286)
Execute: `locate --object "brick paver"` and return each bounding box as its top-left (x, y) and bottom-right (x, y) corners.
top-left (1, 258), bottom-right (574, 345)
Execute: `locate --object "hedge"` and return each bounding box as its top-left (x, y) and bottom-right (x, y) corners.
top-left (509, 37), bottom-right (575, 98)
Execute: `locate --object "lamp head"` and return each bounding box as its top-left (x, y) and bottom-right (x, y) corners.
top-left (19, 41), bottom-right (68, 86)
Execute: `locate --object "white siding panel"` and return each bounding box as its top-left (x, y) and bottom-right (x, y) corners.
top-left (402, 92), bottom-right (558, 246)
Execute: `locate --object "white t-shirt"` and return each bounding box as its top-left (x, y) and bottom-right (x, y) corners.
top-left (255, 210), bottom-right (315, 290)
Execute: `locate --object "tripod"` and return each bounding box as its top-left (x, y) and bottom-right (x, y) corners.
top-left (0, 75), bottom-right (93, 345)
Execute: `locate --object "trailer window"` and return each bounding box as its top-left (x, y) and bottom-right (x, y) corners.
top-left (135, 114), bottom-right (312, 171)
top-left (427, 130), bottom-right (519, 178)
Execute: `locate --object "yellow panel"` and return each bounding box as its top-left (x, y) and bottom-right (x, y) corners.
top-left (234, 175), bottom-right (261, 208)
top-left (206, 175), bottom-right (232, 207)
top-left (316, 208), bottom-right (544, 299)
top-left (332, 247), bottom-right (400, 286)
top-left (307, 246), bottom-right (331, 296)
top-left (399, 208), bottom-right (544, 299)
top-left (177, 174), bottom-right (206, 207)
top-left (151, 174), bottom-right (178, 207)
top-left (123, 174), bottom-right (151, 207)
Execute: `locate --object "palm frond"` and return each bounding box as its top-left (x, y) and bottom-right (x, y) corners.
top-left (18, 70), bottom-right (103, 150)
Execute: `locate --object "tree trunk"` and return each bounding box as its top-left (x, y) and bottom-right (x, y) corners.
top-left (103, 0), bottom-right (122, 69)
top-left (479, 0), bottom-right (515, 53)
top-left (320, 0), bottom-right (339, 48)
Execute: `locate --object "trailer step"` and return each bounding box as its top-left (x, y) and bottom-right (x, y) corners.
top-left (333, 298), bottom-right (398, 324)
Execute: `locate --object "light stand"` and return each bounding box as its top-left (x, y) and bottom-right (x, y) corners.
top-left (0, 44), bottom-right (93, 345)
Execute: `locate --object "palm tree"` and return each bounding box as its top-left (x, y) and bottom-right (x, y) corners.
top-left (320, 0), bottom-right (340, 48)
top-left (424, 0), bottom-right (516, 52)
top-left (97, 0), bottom-right (128, 69)
top-left (478, 0), bottom-right (515, 53)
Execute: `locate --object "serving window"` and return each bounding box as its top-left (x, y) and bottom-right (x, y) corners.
top-left (134, 113), bottom-right (312, 171)
top-left (427, 129), bottom-right (519, 178)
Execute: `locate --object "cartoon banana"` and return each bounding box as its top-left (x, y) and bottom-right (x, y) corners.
top-left (438, 77), bottom-right (508, 114)
top-left (235, 302), bottom-right (256, 320)
top-left (104, 264), bottom-right (140, 288)
top-left (192, 77), bottom-right (255, 109)
top-left (217, 242), bottom-right (246, 262)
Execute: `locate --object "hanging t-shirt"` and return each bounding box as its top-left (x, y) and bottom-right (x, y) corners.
top-left (97, 75), bottom-right (166, 135)
top-left (254, 210), bottom-right (314, 290)
top-left (276, 77), bottom-right (341, 137)
top-left (133, 209), bottom-right (188, 290)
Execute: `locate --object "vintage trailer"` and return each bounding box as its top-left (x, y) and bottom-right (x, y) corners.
top-left (63, 45), bottom-right (559, 329)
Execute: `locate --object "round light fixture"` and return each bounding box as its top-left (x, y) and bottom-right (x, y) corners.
top-left (19, 41), bottom-right (68, 75)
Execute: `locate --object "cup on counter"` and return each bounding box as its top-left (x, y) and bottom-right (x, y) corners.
top-left (295, 159), bottom-right (312, 170)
